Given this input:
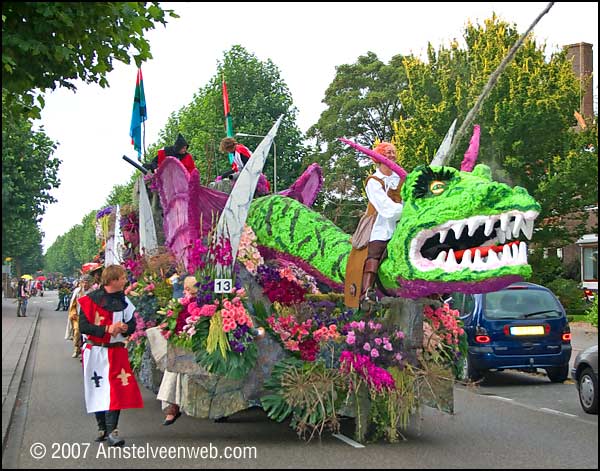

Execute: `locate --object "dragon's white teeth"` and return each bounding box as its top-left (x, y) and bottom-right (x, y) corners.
top-left (461, 249), bottom-right (472, 267)
top-left (487, 249), bottom-right (499, 264)
top-left (435, 251), bottom-right (447, 263)
top-left (484, 218), bottom-right (495, 236)
top-left (521, 218), bottom-right (534, 240)
top-left (498, 230), bottom-right (506, 244)
top-left (439, 229), bottom-right (448, 244)
top-left (446, 249), bottom-right (458, 266)
top-left (502, 244), bottom-right (512, 261)
top-left (512, 214), bottom-right (524, 238)
top-left (511, 243), bottom-right (519, 260)
top-left (518, 242), bottom-right (528, 264)
top-left (500, 213), bottom-right (510, 232)
top-left (467, 218), bottom-right (480, 237)
top-left (472, 249), bottom-right (485, 268)
top-left (505, 224), bottom-right (514, 240)
top-left (451, 222), bottom-right (465, 240)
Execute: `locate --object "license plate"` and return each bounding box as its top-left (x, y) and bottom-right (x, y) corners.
top-left (510, 325), bottom-right (545, 336)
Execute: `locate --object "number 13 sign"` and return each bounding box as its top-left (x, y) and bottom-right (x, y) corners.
top-left (214, 279), bottom-right (233, 293)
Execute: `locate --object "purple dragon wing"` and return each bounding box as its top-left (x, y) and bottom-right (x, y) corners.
top-left (156, 157), bottom-right (201, 271)
top-left (278, 162), bottom-right (323, 207)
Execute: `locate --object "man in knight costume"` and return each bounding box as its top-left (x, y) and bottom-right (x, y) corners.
top-left (78, 265), bottom-right (143, 447)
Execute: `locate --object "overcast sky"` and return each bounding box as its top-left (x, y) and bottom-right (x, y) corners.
top-left (37, 2), bottom-right (598, 252)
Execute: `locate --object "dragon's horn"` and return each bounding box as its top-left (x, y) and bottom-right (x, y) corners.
top-left (430, 119), bottom-right (457, 167)
top-left (339, 138), bottom-right (408, 181)
top-left (460, 125), bottom-right (481, 172)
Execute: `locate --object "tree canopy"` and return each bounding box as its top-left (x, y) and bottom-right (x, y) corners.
top-left (2, 2), bottom-right (177, 119)
top-left (149, 45), bottom-right (306, 191)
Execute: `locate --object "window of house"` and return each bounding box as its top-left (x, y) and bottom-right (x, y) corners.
top-left (582, 247), bottom-right (598, 281)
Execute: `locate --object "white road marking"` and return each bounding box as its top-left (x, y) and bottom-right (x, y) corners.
top-left (332, 433), bottom-right (365, 448)
top-left (486, 395), bottom-right (514, 402)
top-left (539, 408), bottom-right (578, 418)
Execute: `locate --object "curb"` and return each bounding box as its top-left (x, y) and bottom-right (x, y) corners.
top-left (1, 305), bottom-right (41, 451)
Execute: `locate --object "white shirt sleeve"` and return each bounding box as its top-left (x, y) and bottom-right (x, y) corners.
top-left (365, 178), bottom-right (403, 220)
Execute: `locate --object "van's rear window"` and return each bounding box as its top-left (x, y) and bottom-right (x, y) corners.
top-left (484, 289), bottom-right (563, 319)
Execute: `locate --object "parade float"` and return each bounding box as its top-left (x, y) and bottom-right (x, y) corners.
top-left (106, 109), bottom-right (541, 443)
top-left (104, 6), bottom-right (553, 442)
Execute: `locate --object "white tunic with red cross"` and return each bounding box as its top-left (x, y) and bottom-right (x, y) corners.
top-left (78, 296), bottom-right (144, 413)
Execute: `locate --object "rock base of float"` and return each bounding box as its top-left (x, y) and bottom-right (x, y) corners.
top-left (136, 343), bottom-right (164, 394)
top-left (378, 296), bottom-right (454, 415)
top-left (167, 334), bottom-right (287, 420)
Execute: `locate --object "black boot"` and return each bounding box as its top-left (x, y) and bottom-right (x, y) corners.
top-left (94, 412), bottom-right (107, 442)
top-left (359, 258), bottom-right (380, 311)
top-left (105, 410), bottom-right (124, 447)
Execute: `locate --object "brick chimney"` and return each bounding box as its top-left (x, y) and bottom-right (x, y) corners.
top-left (565, 42), bottom-right (594, 119)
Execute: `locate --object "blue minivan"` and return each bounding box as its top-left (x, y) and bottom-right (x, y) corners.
top-left (449, 282), bottom-right (572, 382)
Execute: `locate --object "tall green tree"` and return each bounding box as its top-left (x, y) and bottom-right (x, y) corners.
top-left (2, 2), bottom-right (177, 119)
top-left (306, 52), bottom-right (412, 232)
top-left (391, 15), bottom-right (592, 247)
top-left (2, 104), bottom-right (60, 270)
top-left (149, 45), bottom-right (306, 190)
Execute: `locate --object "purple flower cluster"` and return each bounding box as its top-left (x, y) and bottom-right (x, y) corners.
top-left (339, 351), bottom-right (396, 391)
top-left (96, 206), bottom-right (114, 219)
top-left (342, 320), bottom-right (406, 368)
top-left (257, 264), bottom-right (281, 284)
top-left (307, 300), bottom-right (353, 328)
top-left (195, 276), bottom-right (215, 305)
top-left (228, 323), bottom-right (253, 353)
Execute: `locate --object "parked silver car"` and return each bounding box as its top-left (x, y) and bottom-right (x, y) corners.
top-left (571, 344), bottom-right (598, 414)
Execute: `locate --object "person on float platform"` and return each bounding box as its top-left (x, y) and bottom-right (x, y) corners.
top-left (345, 142), bottom-right (404, 309)
top-left (144, 133), bottom-right (196, 174)
top-left (219, 137), bottom-right (252, 179)
top-left (78, 265), bottom-right (143, 447)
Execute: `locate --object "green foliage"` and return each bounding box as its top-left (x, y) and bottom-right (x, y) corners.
top-left (528, 251), bottom-right (565, 286)
top-left (262, 358), bottom-right (346, 440)
top-left (149, 45), bottom-right (306, 190)
top-left (44, 210), bottom-right (98, 274)
top-left (368, 366), bottom-right (418, 443)
top-left (196, 342), bottom-right (258, 380)
top-left (390, 15), bottom-right (593, 249)
top-left (546, 278), bottom-right (587, 314)
top-left (2, 101), bottom-right (60, 270)
top-left (2, 2), bottom-right (177, 119)
top-left (307, 52), bottom-right (411, 233)
top-left (585, 297), bottom-right (598, 327)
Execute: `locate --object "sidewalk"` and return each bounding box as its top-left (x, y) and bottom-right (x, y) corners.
top-left (1, 296), bottom-right (41, 449)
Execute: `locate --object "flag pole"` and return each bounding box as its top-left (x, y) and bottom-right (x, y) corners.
top-left (222, 74), bottom-right (235, 165)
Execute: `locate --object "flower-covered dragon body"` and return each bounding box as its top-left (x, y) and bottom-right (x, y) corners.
top-left (246, 162), bottom-right (540, 299)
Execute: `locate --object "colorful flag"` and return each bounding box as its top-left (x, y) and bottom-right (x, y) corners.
top-left (130, 68), bottom-right (147, 160)
top-left (222, 76), bottom-right (234, 164)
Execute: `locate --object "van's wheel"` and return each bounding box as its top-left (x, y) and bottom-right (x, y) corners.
top-left (462, 355), bottom-right (483, 382)
top-left (545, 365), bottom-right (569, 383)
top-left (578, 367), bottom-right (598, 414)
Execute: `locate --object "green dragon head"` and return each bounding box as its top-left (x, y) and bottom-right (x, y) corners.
top-left (379, 163), bottom-right (540, 298)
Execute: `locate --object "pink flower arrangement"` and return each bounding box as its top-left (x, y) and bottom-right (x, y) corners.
top-left (423, 303), bottom-right (464, 346)
top-left (339, 351), bottom-right (396, 391)
top-left (237, 225), bottom-right (264, 274)
top-left (188, 238), bottom-right (208, 273)
top-left (211, 236), bottom-right (233, 266)
top-left (342, 320), bottom-right (406, 369)
top-left (221, 296), bottom-right (253, 333)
